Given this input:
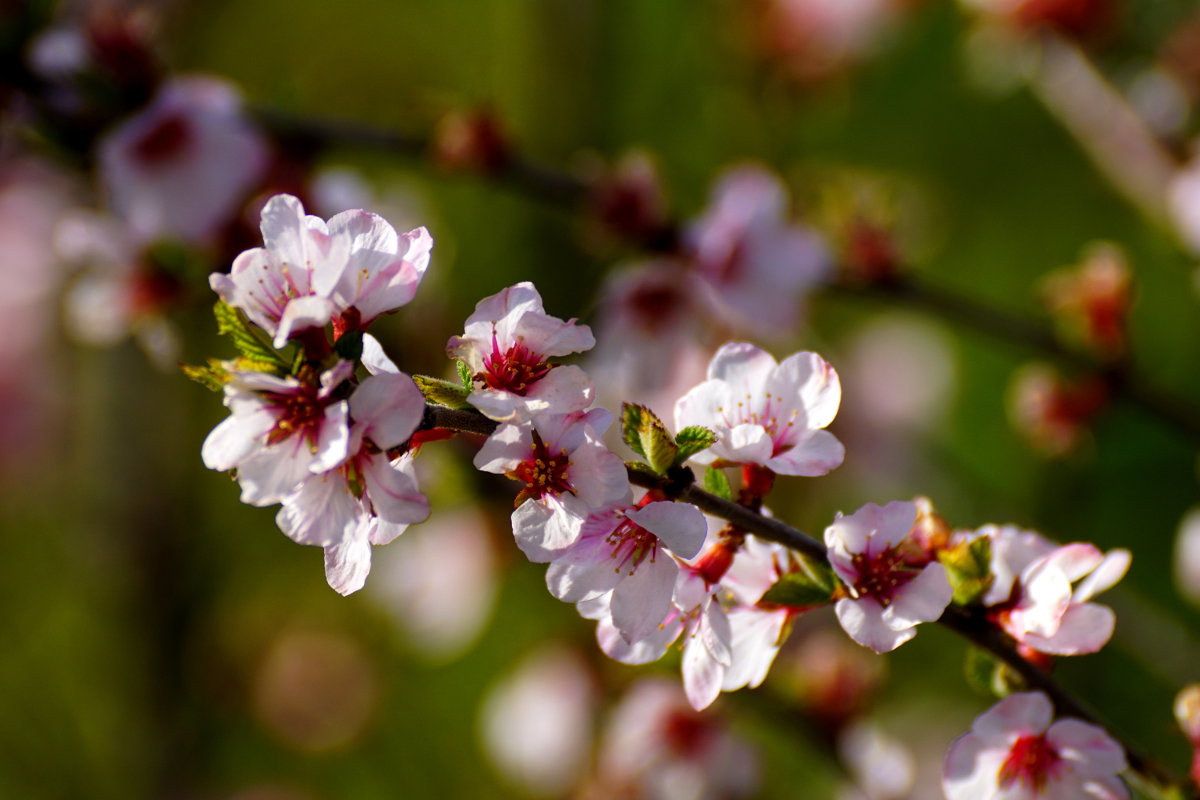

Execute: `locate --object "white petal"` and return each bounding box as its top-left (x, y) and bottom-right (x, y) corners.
top-left (765, 429), bottom-right (845, 476)
top-left (626, 501), bottom-right (707, 560)
top-left (324, 525), bottom-right (373, 595)
top-left (834, 597), bottom-right (915, 653)
top-left (681, 634), bottom-right (725, 711)
top-left (350, 372), bottom-right (425, 450)
top-left (972, 692), bottom-right (1052, 744)
top-left (360, 333), bottom-right (399, 375)
top-left (706, 341), bottom-right (777, 386)
top-left (611, 554), bottom-right (678, 643)
top-left (1073, 549), bottom-right (1130, 602)
top-left (272, 295), bottom-right (336, 348)
top-left (884, 562), bottom-right (953, 629)
top-left (275, 471), bottom-right (363, 546)
top-left (362, 453), bottom-right (430, 526)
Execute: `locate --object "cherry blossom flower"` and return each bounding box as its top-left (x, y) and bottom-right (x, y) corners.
top-left (943, 692), bottom-right (1128, 799)
top-left (595, 678), bottom-right (759, 800)
top-left (675, 341), bottom-right (845, 476)
top-left (1040, 243), bottom-right (1131, 359)
top-left (826, 500), bottom-right (953, 653)
top-left (546, 498), bottom-right (707, 643)
top-left (750, 0), bottom-right (903, 83)
top-left (211, 194), bottom-right (431, 348)
top-left (99, 76), bottom-right (268, 244)
top-left (685, 164), bottom-right (830, 336)
top-left (837, 721), bottom-right (916, 800)
top-left (201, 361), bottom-right (353, 506)
top-left (978, 525), bottom-right (1130, 656)
top-left (447, 281), bottom-right (596, 422)
top-left (274, 371), bottom-right (430, 594)
top-left (720, 535), bottom-right (802, 692)
top-left (474, 410), bottom-right (628, 561)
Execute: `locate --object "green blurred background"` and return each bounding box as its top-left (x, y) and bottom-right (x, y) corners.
top-left (7, 0), bottom-right (1200, 797)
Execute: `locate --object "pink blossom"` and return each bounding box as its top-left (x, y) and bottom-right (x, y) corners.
top-left (474, 410), bottom-right (628, 561)
top-left (201, 361), bottom-right (353, 506)
top-left (943, 692), bottom-right (1128, 799)
top-left (99, 76), bottom-right (268, 244)
top-left (211, 194), bottom-right (431, 348)
top-left (547, 499), bottom-right (706, 643)
top-left (675, 341), bottom-right (845, 476)
top-left (686, 164), bottom-right (830, 336)
top-left (447, 281), bottom-right (596, 422)
top-left (720, 536), bottom-right (798, 692)
top-left (978, 525), bottom-right (1129, 656)
top-left (596, 678), bottom-right (759, 800)
top-left (826, 500), bottom-right (953, 653)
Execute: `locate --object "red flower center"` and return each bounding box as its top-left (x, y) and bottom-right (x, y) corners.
top-left (512, 432), bottom-right (573, 500)
top-left (264, 378), bottom-right (330, 447)
top-left (131, 112), bottom-right (194, 167)
top-left (478, 334), bottom-right (551, 395)
top-left (998, 734), bottom-right (1063, 792)
top-left (606, 516), bottom-right (660, 574)
top-left (850, 545), bottom-right (919, 606)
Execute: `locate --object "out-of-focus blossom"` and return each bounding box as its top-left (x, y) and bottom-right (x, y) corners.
top-left (826, 500), bottom-right (952, 653)
top-left (1040, 243), bottom-right (1131, 359)
top-left (943, 691), bottom-right (1128, 799)
top-left (975, 525), bottom-right (1129, 656)
top-left (370, 506), bottom-right (498, 659)
top-left (961, 0), bottom-right (1113, 40)
top-left (685, 165), bottom-right (831, 337)
top-left (837, 721), bottom-right (917, 800)
top-left (433, 108), bottom-right (510, 174)
top-left (790, 629), bottom-right (886, 728)
top-left (845, 315), bottom-right (955, 432)
top-left (474, 410), bottom-right (628, 561)
top-left (212, 193), bottom-right (432, 348)
top-left (1173, 507), bottom-right (1200, 606)
top-left (675, 341), bottom-right (845, 476)
top-left (448, 281), bottom-right (596, 422)
top-left (1174, 684), bottom-right (1200, 786)
top-left (479, 646), bottom-right (595, 797)
top-left (251, 628), bottom-right (379, 753)
top-left (1167, 148), bottom-right (1200, 258)
top-left (748, 0), bottom-right (905, 83)
top-left (546, 499), bottom-right (706, 644)
top-left (99, 76), bottom-right (268, 244)
top-left (586, 151), bottom-right (673, 249)
top-left (595, 678), bottom-right (759, 800)
top-left (1008, 363), bottom-right (1107, 457)
top-left (55, 209), bottom-right (183, 368)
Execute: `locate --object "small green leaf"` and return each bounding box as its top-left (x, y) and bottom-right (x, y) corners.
top-left (457, 360), bottom-right (474, 389)
top-left (213, 301), bottom-right (289, 370)
top-left (964, 647), bottom-right (1026, 698)
top-left (334, 329), bottom-right (364, 361)
top-left (702, 466), bottom-right (733, 500)
top-left (413, 374), bottom-right (473, 409)
top-left (674, 425), bottom-right (717, 465)
top-left (621, 403), bottom-right (647, 459)
top-left (938, 536), bottom-right (994, 606)
top-left (180, 359), bottom-right (230, 392)
top-left (761, 564), bottom-right (839, 608)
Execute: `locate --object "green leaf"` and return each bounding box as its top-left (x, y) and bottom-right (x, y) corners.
top-left (702, 466), bottom-right (733, 500)
top-left (457, 359), bottom-right (474, 389)
top-left (620, 403), bottom-right (678, 474)
top-left (938, 536), bottom-right (994, 606)
top-left (180, 359), bottom-right (230, 392)
top-left (674, 425), bottom-right (716, 465)
top-left (964, 647), bottom-right (1026, 698)
top-left (213, 301), bottom-right (289, 371)
top-left (761, 563), bottom-right (838, 608)
top-left (413, 374), bottom-right (473, 409)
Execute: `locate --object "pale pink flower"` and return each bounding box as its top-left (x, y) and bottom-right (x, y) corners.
top-left (474, 410), bottom-right (628, 561)
top-left (201, 361), bottom-right (353, 506)
top-left (979, 525), bottom-right (1129, 656)
top-left (720, 536), bottom-right (798, 692)
top-left (753, 0), bottom-right (901, 82)
top-left (943, 692), bottom-right (1128, 799)
top-left (596, 678), bottom-right (759, 800)
top-left (826, 500), bottom-right (953, 653)
top-left (447, 281), bottom-right (595, 422)
top-left (99, 76), bottom-right (268, 244)
top-left (1170, 153), bottom-right (1200, 256)
top-left (837, 721), bottom-right (916, 800)
top-left (546, 499), bottom-right (706, 643)
top-left (675, 341), bottom-right (845, 476)
top-left (480, 646), bottom-right (595, 797)
top-left (211, 194), bottom-right (432, 348)
top-left (686, 164), bottom-right (830, 336)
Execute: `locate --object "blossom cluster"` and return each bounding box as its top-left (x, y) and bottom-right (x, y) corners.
top-left (197, 193), bottom-right (1137, 797)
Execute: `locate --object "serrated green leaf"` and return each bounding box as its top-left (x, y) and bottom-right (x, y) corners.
top-left (621, 403), bottom-right (647, 459)
top-left (674, 425), bottom-right (717, 465)
top-left (180, 360), bottom-right (230, 392)
top-left (413, 374), bottom-right (473, 409)
top-left (762, 569), bottom-right (837, 608)
top-left (213, 301), bottom-right (289, 370)
top-left (702, 466), bottom-right (733, 500)
top-left (457, 360), bottom-right (474, 389)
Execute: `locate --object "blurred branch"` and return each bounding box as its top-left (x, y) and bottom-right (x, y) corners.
top-left (423, 404), bottom-right (1186, 795)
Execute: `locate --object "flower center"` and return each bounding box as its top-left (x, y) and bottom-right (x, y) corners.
top-left (512, 432), bottom-right (573, 499)
top-left (478, 334), bottom-right (552, 395)
top-left (662, 709), bottom-right (712, 758)
top-left (606, 516), bottom-right (659, 574)
top-left (850, 546), bottom-right (919, 606)
top-left (998, 734), bottom-right (1063, 792)
top-left (264, 380), bottom-right (328, 447)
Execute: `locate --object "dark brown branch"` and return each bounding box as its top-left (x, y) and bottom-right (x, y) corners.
top-left (421, 403), bottom-right (1186, 793)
